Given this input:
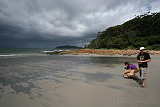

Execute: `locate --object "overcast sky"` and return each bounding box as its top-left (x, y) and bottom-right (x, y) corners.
top-left (0, 0), bottom-right (160, 48)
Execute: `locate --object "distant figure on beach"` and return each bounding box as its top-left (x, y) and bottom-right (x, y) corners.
top-left (123, 62), bottom-right (139, 79)
top-left (137, 47), bottom-right (151, 88)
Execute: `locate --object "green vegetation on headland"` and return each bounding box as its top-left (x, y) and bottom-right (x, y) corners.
top-left (86, 12), bottom-right (160, 50)
top-left (55, 45), bottom-right (82, 49)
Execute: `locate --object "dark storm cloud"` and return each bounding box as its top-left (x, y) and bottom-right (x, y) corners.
top-left (0, 0), bottom-right (159, 48)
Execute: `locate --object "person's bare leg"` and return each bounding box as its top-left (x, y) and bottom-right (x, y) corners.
top-left (143, 79), bottom-right (146, 86)
top-left (140, 78), bottom-right (146, 88)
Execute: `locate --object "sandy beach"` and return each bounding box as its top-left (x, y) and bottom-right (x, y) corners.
top-left (0, 55), bottom-right (160, 107)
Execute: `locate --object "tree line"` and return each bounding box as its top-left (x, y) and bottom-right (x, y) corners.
top-left (86, 12), bottom-right (160, 50)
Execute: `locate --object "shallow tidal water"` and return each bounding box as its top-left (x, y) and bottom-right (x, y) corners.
top-left (0, 55), bottom-right (138, 107)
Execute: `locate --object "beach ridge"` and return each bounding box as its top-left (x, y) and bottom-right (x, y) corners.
top-left (60, 49), bottom-right (160, 56)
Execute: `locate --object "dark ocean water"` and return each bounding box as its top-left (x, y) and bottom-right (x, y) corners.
top-left (0, 48), bottom-right (55, 57)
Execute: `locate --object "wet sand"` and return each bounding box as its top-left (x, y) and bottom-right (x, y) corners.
top-left (0, 55), bottom-right (160, 107)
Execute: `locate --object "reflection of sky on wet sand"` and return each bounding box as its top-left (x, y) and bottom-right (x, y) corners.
top-left (0, 55), bottom-right (136, 104)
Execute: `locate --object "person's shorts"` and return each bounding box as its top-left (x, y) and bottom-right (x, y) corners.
top-left (127, 70), bottom-right (134, 77)
top-left (134, 68), bottom-right (139, 73)
top-left (140, 67), bottom-right (147, 79)
top-left (124, 70), bottom-right (134, 78)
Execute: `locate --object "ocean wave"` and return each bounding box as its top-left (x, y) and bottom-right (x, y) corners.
top-left (0, 53), bottom-right (45, 57)
top-left (0, 54), bottom-right (16, 57)
top-left (0, 48), bottom-right (57, 57)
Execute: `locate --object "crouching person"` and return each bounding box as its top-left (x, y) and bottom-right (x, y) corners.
top-left (123, 62), bottom-right (139, 79)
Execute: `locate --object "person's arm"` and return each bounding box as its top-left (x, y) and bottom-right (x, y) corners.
top-left (137, 54), bottom-right (140, 63)
top-left (137, 54), bottom-right (140, 60)
top-left (137, 59), bottom-right (151, 63)
top-left (124, 69), bottom-right (131, 74)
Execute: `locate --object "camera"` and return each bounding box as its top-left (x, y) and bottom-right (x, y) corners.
top-left (124, 66), bottom-right (129, 70)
